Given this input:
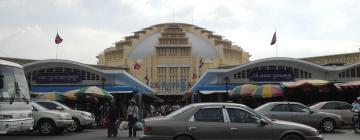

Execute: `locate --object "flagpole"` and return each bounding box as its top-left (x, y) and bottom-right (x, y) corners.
top-left (56, 28), bottom-right (59, 59)
top-left (275, 28), bottom-right (278, 57)
top-left (56, 44), bottom-right (59, 59)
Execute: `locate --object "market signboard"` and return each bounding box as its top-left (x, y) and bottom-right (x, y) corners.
top-left (249, 70), bottom-right (294, 82)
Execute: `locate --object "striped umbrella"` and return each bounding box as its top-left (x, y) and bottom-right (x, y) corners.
top-left (229, 84), bottom-right (257, 97)
top-left (252, 84), bottom-right (283, 98)
top-left (37, 92), bottom-right (64, 101)
top-left (62, 86), bottom-right (113, 100)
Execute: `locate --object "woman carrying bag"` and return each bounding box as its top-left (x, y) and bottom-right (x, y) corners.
top-left (126, 98), bottom-right (139, 138)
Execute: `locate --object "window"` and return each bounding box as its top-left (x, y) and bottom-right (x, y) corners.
top-left (194, 108), bottom-right (224, 122)
top-left (338, 102), bottom-right (352, 110)
top-left (321, 102), bottom-right (338, 110)
top-left (226, 108), bottom-right (258, 123)
top-left (36, 102), bottom-right (59, 110)
top-left (290, 104), bottom-right (310, 113)
top-left (271, 104), bottom-right (290, 112)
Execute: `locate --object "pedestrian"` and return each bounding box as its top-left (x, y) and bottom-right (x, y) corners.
top-left (107, 102), bottom-right (119, 137)
top-left (150, 104), bottom-right (155, 117)
top-left (126, 98), bottom-right (139, 138)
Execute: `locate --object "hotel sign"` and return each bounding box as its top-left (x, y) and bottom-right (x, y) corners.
top-left (249, 70), bottom-right (294, 82)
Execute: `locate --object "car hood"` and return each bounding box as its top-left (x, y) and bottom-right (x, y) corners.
top-left (40, 110), bottom-right (70, 116)
top-left (272, 119), bottom-right (317, 131)
top-left (65, 109), bottom-right (91, 114)
top-left (315, 111), bottom-right (342, 119)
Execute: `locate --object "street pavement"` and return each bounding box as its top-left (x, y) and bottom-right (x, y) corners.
top-left (1, 128), bottom-right (359, 140)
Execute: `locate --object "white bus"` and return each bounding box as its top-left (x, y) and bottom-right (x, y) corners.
top-left (0, 59), bottom-right (33, 134)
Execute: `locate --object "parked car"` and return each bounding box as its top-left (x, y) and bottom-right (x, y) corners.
top-left (33, 100), bottom-right (95, 132)
top-left (255, 102), bottom-right (345, 133)
top-left (310, 101), bottom-right (355, 125)
top-left (141, 102), bottom-right (323, 140)
top-left (30, 102), bottom-right (73, 135)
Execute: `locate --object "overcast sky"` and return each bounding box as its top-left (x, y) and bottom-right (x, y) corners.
top-left (1, 0), bottom-right (359, 64)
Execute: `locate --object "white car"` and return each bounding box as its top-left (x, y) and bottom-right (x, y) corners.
top-left (34, 100), bottom-right (95, 132)
top-left (31, 102), bottom-right (73, 135)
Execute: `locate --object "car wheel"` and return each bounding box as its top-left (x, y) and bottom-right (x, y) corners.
top-left (39, 120), bottom-right (55, 135)
top-left (174, 135), bottom-right (193, 140)
top-left (320, 119), bottom-right (335, 132)
top-left (282, 134), bottom-right (303, 140)
top-left (67, 119), bottom-right (80, 132)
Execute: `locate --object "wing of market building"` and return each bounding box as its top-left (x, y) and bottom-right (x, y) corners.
top-left (190, 57), bottom-right (360, 106)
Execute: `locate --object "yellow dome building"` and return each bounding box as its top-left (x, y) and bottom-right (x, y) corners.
top-left (97, 23), bottom-right (250, 95)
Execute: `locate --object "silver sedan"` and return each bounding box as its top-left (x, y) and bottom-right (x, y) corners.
top-left (255, 102), bottom-right (345, 133)
top-left (141, 102), bottom-right (323, 140)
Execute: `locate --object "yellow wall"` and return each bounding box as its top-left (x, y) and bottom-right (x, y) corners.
top-left (97, 23), bottom-right (251, 95)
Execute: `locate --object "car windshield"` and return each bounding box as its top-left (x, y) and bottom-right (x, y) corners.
top-left (166, 104), bottom-right (192, 118)
top-left (0, 66), bottom-right (30, 102)
top-left (36, 101), bottom-right (72, 110)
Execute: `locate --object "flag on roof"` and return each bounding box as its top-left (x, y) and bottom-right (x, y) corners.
top-left (134, 62), bottom-right (141, 70)
top-left (55, 32), bottom-right (63, 44)
top-left (199, 58), bottom-right (204, 68)
top-left (270, 32), bottom-right (276, 45)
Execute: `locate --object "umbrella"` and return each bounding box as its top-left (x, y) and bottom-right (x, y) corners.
top-left (229, 84), bottom-right (257, 97)
top-left (62, 86), bottom-right (113, 100)
top-left (280, 79), bottom-right (330, 88)
top-left (252, 84), bottom-right (283, 98)
top-left (62, 89), bottom-right (79, 100)
top-left (37, 92), bottom-right (64, 101)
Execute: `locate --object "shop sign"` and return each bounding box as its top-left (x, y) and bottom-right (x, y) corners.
top-left (36, 73), bottom-right (80, 83)
top-left (249, 70), bottom-right (294, 82)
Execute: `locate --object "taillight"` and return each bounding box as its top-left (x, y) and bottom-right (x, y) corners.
top-left (143, 122), bottom-right (152, 133)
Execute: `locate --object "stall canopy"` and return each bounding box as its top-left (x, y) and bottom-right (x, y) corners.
top-left (280, 79), bottom-right (330, 88)
top-left (32, 85), bottom-right (136, 94)
top-left (229, 84), bottom-right (257, 97)
top-left (197, 84), bottom-right (238, 94)
top-left (337, 81), bottom-right (360, 89)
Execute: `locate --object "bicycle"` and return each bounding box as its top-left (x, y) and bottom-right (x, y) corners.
top-left (352, 111), bottom-right (360, 134)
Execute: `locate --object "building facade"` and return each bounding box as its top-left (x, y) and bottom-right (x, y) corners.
top-left (97, 23), bottom-right (251, 95)
top-left (301, 52), bottom-right (360, 65)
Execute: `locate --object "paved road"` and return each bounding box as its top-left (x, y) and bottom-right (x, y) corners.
top-left (1, 128), bottom-right (359, 140)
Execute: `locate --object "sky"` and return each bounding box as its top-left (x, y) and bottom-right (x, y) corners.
top-left (0, 0), bottom-right (360, 64)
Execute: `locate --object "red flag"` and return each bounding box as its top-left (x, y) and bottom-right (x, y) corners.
top-left (144, 75), bottom-right (149, 85)
top-left (199, 58), bottom-right (204, 68)
top-left (55, 32), bottom-right (63, 44)
top-left (270, 32), bottom-right (276, 45)
top-left (134, 62), bottom-right (141, 70)
top-left (192, 72), bottom-right (197, 80)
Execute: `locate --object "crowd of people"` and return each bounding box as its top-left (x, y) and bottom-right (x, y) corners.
top-left (105, 98), bottom-right (183, 138)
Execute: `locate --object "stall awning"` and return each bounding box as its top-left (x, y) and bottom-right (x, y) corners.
top-left (197, 84), bottom-right (238, 94)
top-left (32, 85), bottom-right (135, 94)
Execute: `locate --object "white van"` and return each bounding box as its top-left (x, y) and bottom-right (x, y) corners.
top-left (0, 59), bottom-right (34, 134)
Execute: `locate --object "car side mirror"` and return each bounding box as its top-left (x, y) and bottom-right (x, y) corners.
top-left (56, 106), bottom-right (63, 111)
top-left (309, 110), bottom-right (314, 114)
top-left (257, 119), bottom-right (268, 127)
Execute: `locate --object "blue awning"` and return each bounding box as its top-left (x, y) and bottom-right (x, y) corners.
top-left (196, 84), bottom-right (238, 94)
top-left (31, 85), bottom-right (136, 94)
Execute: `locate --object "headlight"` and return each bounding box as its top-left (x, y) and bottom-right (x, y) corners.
top-left (0, 114), bottom-right (13, 120)
top-left (80, 112), bottom-right (92, 118)
top-left (308, 129), bottom-right (319, 136)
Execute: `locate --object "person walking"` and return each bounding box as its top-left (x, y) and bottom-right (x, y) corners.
top-left (126, 98), bottom-right (139, 138)
top-left (107, 102), bottom-right (119, 137)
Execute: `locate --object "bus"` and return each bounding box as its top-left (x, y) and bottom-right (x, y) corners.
top-left (0, 59), bottom-right (33, 134)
